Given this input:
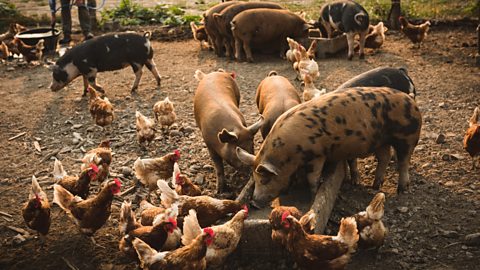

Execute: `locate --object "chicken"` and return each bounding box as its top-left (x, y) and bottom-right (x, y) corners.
top-left (88, 87), bottom-right (114, 127)
top-left (282, 214), bottom-right (359, 270)
top-left (132, 227), bottom-right (214, 270)
top-left (157, 179), bottom-right (243, 228)
top-left (306, 39), bottom-right (318, 60)
top-left (80, 140), bottom-right (113, 170)
top-left (190, 22), bottom-right (210, 50)
top-left (269, 198), bottom-right (316, 246)
top-left (22, 176), bottom-right (51, 244)
top-left (0, 41), bottom-right (9, 60)
top-left (119, 203), bottom-right (179, 254)
top-left (286, 37), bottom-right (300, 62)
top-left (136, 110), bottom-right (156, 146)
top-left (365, 22), bottom-right (388, 49)
top-left (119, 200), bottom-right (142, 236)
top-left (53, 159), bottom-right (99, 199)
top-left (352, 192), bottom-right (387, 250)
top-left (12, 38), bottom-right (44, 63)
top-left (153, 97), bottom-right (176, 132)
top-left (302, 73), bottom-right (327, 102)
top-left (181, 207), bottom-right (248, 266)
top-left (133, 150), bottom-right (181, 195)
top-left (53, 178), bottom-right (121, 238)
top-left (0, 23), bottom-right (26, 41)
top-left (293, 47), bottom-right (320, 81)
top-left (463, 106), bottom-right (480, 169)
top-left (399, 17), bottom-right (431, 47)
top-left (139, 199), bottom-right (166, 226)
top-left (171, 162), bottom-right (201, 196)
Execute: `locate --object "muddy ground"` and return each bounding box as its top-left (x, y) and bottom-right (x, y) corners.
top-left (0, 25), bottom-right (479, 270)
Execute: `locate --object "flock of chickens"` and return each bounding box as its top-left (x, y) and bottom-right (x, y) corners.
top-left (22, 136), bottom-right (388, 269)
top-left (0, 23), bottom-right (44, 63)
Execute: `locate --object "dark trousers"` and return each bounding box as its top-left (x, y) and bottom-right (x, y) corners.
top-left (60, 0), bottom-right (96, 37)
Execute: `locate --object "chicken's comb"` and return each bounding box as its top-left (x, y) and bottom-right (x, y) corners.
top-left (231, 71), bottom-right (236, 79)
top-left (242, 205), bottom-right (249, 215)
top-left (34, 193), bottom-right (41, 201)
top-left (90, 163), bottom-right (99, 173)
top-left (175, 172), bottom-right (181, 181)
top-left (281, 211), bottom-right (290, 222)
top-left (114, 178), bottom-right (122, 188)
top-left (203, 227), bottom-right (214, 237)
top-left (168, 217), bottom-right (177, 228)
top-left (174, 149), bottom-right (180, 157)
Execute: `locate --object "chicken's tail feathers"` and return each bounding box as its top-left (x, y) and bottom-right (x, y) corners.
top-left (366, 192), bottom-right (385, 220)
top-left (53, 158), bottom-right (67, 181)
top-left (53, 184), bottom-right (77, 213)
top-left (469, 107), bottom-right (480, 127)
top-left (299, 209), bottom-right (316, 233)
top-left (119, 200), bottom-right (137, 235)
top-left (157, 179), bottom-right (178, 208)
top-left (30, 175), bottom-right (47, 200)
top-left (181, 209), bottom-right (202, 246)
top-left (132, 238), bottom-right (166, 269)
top-left (337, 217), bottom-right (359, 252)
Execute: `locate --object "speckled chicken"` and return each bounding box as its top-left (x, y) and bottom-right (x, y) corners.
top-left (22, 176), bottom-right (51, 244)
top-left (181, 207), bottom-right (248, 267)
top-left (171, 162), bottom-right (201, 196)
top-left (132, 227), bottom-right (214, 270)
top-left (153, 97), bottom-right (176, 131)
top-left (464, 106), bottom-right (480, 169)
top-left (88, 87), bottom-right (114, 127)
top-left (136, 110), bottom-right (156, 146)
top-left (352, 192), bottom-right (387, 249)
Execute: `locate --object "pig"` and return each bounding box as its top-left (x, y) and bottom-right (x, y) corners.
top-left (231, 8), bottom-right (312, 62)
top-left (193, 69), bottom-right (263, 193)
top-left (49, 32), bottom-right (161, 96)
top-left (319, 0), bottom-right (369, 60)
top-left (212, 1), bottom-right (284, 58)
top-left (335, 66), bottom-right (417, 184)
top-left (255, 71), bottom-right (301, 139)
top-left (309, 34), bottom-right (348, 59)
top-left (203, 1), bottom-right (239, 57)
top-left (237, 87), bottom-right (422, 207)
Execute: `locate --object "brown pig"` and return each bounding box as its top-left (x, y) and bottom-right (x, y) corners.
top-left (255, 71), bottom-right (301, 139)
top-left (231, 8), bottom-right (312, 62)
top-left (203, 1), bottom-right (239, 57)
top-left (213, 1), bottom-right (284, 58)
top-left (237, 87), bottom-right (421, 207)
top-left (193, 69), bottom-right (263, 193)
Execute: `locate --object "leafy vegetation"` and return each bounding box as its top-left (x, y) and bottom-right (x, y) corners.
top-left (0, 0), bottom-right (35, 30)
top-left (99, 0), bottom-right (201, 27)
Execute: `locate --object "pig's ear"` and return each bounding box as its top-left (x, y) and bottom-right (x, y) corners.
top-left (212, 13), bottom-right (222, 21)
top-left (303, 23), bottom-right (313, 32)
top-left (236, 147), bottom-right (255, 166)
top-left (255, 162), bottom-right (279, 177)
top-left (247, 115), bottom-right (264, 135)
top-left (218, 129), bottom-right (238, 143)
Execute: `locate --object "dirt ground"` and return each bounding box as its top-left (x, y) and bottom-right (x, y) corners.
top-left (0, 24), bottom-right (479, 270)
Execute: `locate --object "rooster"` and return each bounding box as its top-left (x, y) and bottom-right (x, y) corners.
top-left (12, 38), bottom-right (44, 63)
top-left (464, 106), bottom-right (480, 169)
top-left (139, 200), bottom-right (166, 226)
top-left (182, 207), bottom-right (247, 267)
top-left (22, 176), bottom-right (51, 244)
top-left (153, 97), bottom-right (176, 132)
top-left (282, 214), bottom-right (359, 269)
top-left (132, 227), bottom-right (214, 270)
top-left (269, 198), bottom-right (316, 246)
top-left (136, 110), bottom-right (156, 146)
top-left (157, 179), bottom-right (243, 228)
top-left (80, 140), bottom-right (112, 170)
top-left (53, 178), bottom-right (121, 242)
top-left (352, 192), bottom-right (387, 250)
top-left (87, 87), bottom-right (114, 127)
top-left (119, 203), bottom-right (180, 254)
top-left (53, 159), bottom-right (99, 199)
top-left (399, 17), bottom-right (431, 47)
top-left (302, 74), bottom-right (327, 102)
top-left (133, 150), bottom-right (181, 197)
top-left (171, 162), bottom-right (201, 196)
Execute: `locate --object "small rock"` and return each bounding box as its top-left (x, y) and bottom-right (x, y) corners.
top-left (202, 164), bottom-right (214, 171)
top-left (439, 229), bottom-right (459, 238)
top-left (73, 132), bottom-right (83, 141)
top-left (435, 134), bottom-right (446, 144)
top-left (12, 234), bottom-right (26, 246)
top-left (169, 130), bottom-right (183, 137)
top-left (189, 164), bottom-right (201, 173)
top-left (421, 163), bottom-right (432, 169)
top-left (72, 138), bottom-right (80, 144)
top-left (438, 102), bottom-right (446, 108)
top-left (72, 124), bottom-right (83, 129)
top-left (125, 95), bottom-right (131, 100)
top-left (121, 167), bottom-right (133, 177)
top-left (194, 174), bottom-right (205, 185)
top-left (182, 126), bottom-right (195, 134)
top-left (6, 67), bottom-right (15, 71)
top-left (465, 232), bottom-right (480, 246)
top-left (397, 206), bottom-right (409, 213)
top-left (38, 84), bottom-right (43, 88)
top-left (74, 97), bottom-right (82, 102)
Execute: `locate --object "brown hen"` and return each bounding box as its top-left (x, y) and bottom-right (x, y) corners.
top-left (464, 106), bottom-right (480, 169)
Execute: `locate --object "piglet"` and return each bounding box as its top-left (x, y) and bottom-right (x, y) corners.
top-left (49, 32), bottom-right (161, 96)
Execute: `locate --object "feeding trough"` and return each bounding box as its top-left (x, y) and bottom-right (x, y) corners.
top-left (15, 27), bottom-right (62, 54)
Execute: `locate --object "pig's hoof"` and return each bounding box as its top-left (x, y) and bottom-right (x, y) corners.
top-left (247, 58), bottom-right (254, 63)
top-left (347, 55), bottom-right (353, 61)
top-left (397, 184), bottom-right (409, 194)
top-left (359, 53), bottom-right (365, 59)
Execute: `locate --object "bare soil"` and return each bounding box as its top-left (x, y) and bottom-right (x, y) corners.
top-left (0, 25), bottom-right (479, 270)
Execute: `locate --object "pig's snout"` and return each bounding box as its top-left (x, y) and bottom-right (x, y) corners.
top-left (49, 81), bottom-right (64, 92)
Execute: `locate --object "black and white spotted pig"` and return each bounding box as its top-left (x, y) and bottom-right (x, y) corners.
top-left (336, 67), bottom-right (417, 184)
top-left (255, 71), bottom-right (301, 139)
top-left (319, 0), bottom-right (369, 60)
top-left (237, 87), bottom-right (422, 207)
top-left (194, 69), bottom-right (263, 193)
top-left (49, 32), bottom-right (161, 95)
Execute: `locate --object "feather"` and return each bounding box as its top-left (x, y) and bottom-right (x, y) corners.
top-left (181, 209), bottom-right (202, 246)
top-left (157, 179), bottom-right (178, 208)
top-left (52, 158), bottom-right (67, 181)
